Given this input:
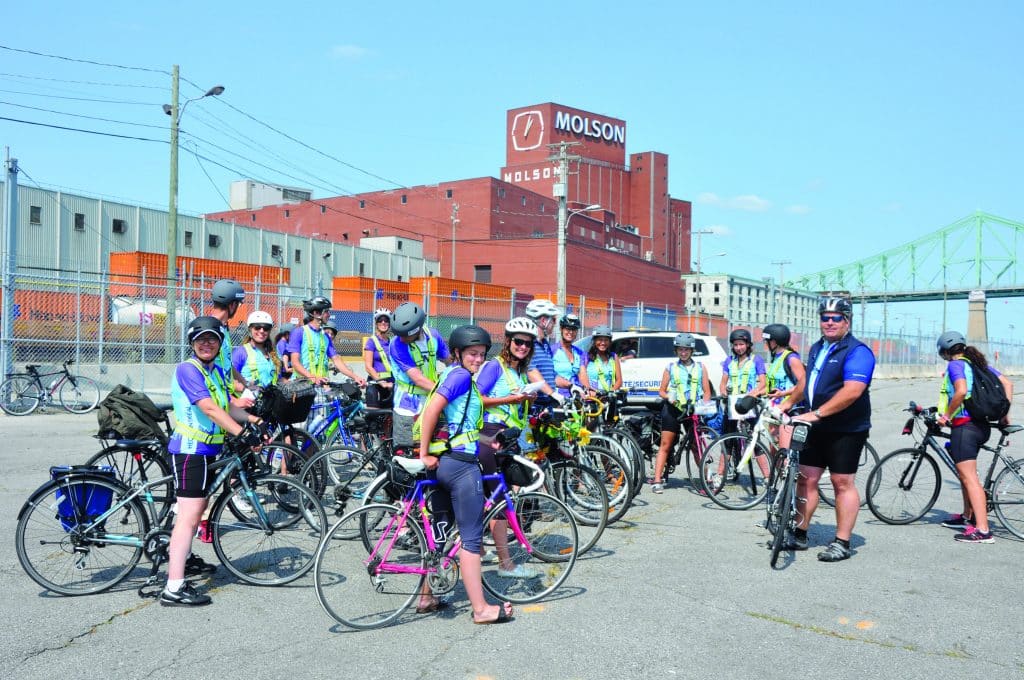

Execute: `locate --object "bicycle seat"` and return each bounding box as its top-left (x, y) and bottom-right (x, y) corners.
top-left (111, 438), bottom-right (163, 449)
top-left (999, 424), bottom-right (1023, 435)
top-left (26, 364), bottom-right (41, 371)
top-left (361, 407), bottom-right (392, 418)
top-left (394, 457), bottom-right (426, 475)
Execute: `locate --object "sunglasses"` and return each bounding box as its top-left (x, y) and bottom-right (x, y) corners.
top-left (250, 324), bottom-right (272, 332)
top-left (510, 337), bottom-right (533, 348)
top-left (820, 314), bottom-right (846, 323)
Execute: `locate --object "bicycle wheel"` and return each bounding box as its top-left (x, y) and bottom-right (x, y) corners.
top-left (769, 462), bottom-right (797, 568)
top-left (550, 462), bottom-right (608, 555)
top-left (865, 448), bottom-right (940, 524)
top-left (16, 474), bottom-right (146, 595)
top-left (59, 375), bottom-right (101, 413)
top-left (992, 459), bottom-right (1024, 539)
top-left (301, 445), bottom-right (380, 517)
top-left (700, 433), bottom-right (773, 510)
top-left (276, 426), bottom-right (321, 459)
top-left (481, 492), bottom-right (578, 604)
top-left (85, 446), bottom-right (174, 521)
top-left (605, 427), bottom-right (646, 497)
top-left (576, 444), bottom-right (634, 524)
top-left (818, 441), bottom-right (879, 508)
top-left (684, 426), bottom-right (718, 492)
top-left (314, 503), bottom-right (426, 629)
top-left (0, 375), bottom-right (42, 416)
top-left (210, 474), bottom-right (327, 585)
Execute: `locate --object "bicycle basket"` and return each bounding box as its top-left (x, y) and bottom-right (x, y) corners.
top-left (49, 465), bottom-right (118, 532)
top-left (385, 459), bottom-right (417, 501)
top-left (499, 455), bottom-right (535, 487)
top-left (269, 381), bottom-right (316, 423)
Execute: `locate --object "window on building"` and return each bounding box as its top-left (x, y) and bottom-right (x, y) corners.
top-left (73, 213), bottom-right (85, 231)
top-left (184, 231), bottom-right (193, 247)
top-left (282, 188), bottom-right (311, 202)
top-left (497, 187), bottom-right (506, 198)
top-left (540, 204), bottom-right (545, 213)
top-left (578, 226), bottom-right (586, 237)
top-left (320, 205), bottom-right (326, 214)
top-left (359, 200), bottom-right (365, 209)
top-left (474, 265), bottom-right (492, 283)
top-left (714, 283), bottom-right (720, 292)
top-left (714, 297), bottom-right (720, 306)
top-left (112, 218), bottom-right (127, 234)
top-left (446, 189), bottom-right (453, 199)
top-left (401, 194), bottom-right (407, 204)
top-left (251, 213), bottom-right (256, 222)
top-left (521, 196), bottom-right (527, 206)
top-left (29, 206), bottom-right (42, 224)
top-left (294, 249), bottom-right (302, 263)
top-left (271, 244), bottom-right (282, 259)
top-left (358, 262), bottom-right (365, 276)
top-left (397, 240), bottom-right (403, 251)
top-left (284, 209), bottom-right (290, 218)
top-left (208, 234), bottom-right (222, 247)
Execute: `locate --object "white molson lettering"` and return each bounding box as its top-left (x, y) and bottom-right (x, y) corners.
top-left (554, 111), bottom-right (625, 144)
top-left (503, 167), bottom-right (555, 183)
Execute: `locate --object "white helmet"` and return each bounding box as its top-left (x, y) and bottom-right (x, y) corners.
top-left (246, 310), bottom-right (274, 327)
top-left (525, 299), bottom-right (560, 320)
top-left (373, 308), bottom-right (392, 322)
top-left (505, 316), bottom-right (539, 339)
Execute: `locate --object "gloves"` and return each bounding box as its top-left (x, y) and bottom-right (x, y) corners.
top-left (551, 392), bottom-right (566, 406)
top-left (234, 423), bottom-right (263, 449)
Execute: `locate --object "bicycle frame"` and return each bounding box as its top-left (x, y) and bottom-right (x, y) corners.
top-left (903, 412), bottom-right (1014, 490)
top-left (307, 394), bottom-right (364, 447)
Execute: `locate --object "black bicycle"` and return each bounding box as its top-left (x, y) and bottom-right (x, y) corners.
top-left (764, 418), bottom-right (813, 568)
top-left (0, 360), bottom-right (100, 415)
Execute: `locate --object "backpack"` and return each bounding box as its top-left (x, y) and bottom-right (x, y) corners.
top-left (963, 360), bottom-right (1010, 423)
top-left (96, 385), bottom-right (170, 444)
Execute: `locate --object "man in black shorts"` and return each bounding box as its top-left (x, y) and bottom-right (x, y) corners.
top-left (790, 297), bottom-right (876, 562)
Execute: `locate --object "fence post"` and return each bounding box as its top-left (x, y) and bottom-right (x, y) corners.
top-left (75, 267), bottom-right (83, 367)
top-left (254, 275), bottom-right (262, 314)
top-left (98, 270), bottom-right (107, 369)
top-left (1, 157), bottom-right (19, 378)
top-left (469, 283), bottom-right (476, 324)
top-left (510, 288), bottom-right (516, 320)
top-left (579, 295), bottom-right (586, 333)
top-left (141, 266), bottom-right (147, 393)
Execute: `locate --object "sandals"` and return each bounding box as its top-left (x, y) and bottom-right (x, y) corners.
top-left (472, 603), bottom-right (514, 625)
top-left (415, 598), bottom-right (451, 614)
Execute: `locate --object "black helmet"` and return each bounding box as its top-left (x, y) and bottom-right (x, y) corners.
top-left (302, 296), bottom-right (331, 314)
top-left (762, 324), bottom-right (791, 347)
top-left (391, 302), bottom-right (426, 337)
top-left (818, 296), bottom-right (853, 319)
top-left (449, 324), bottom-right (492, 352)
top-left (936, 330), bottom-right (967, 354)
top-left (729, 328), bottom-right (752, 344)
top-left (212, 279), bottom-right (245, 305)
top-left (187, 316), bottom-right (225, 345)
top-left (560, 313), bottom-right (582, 330)
top-left (322, 322), bottom-right (337, 334)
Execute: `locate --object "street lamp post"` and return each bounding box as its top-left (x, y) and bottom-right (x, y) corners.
top-left (164, 65), bottom-right (224, 355)
top-left (556, 203), bottom-right (601, 309)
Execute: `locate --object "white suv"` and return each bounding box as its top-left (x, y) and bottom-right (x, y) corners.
top-left (578, 330), bottom-right (726, 406)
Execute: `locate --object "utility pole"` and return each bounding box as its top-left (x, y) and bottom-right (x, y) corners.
top-left (770, 259), bottom-right (791, 320)
top-left (449, 202), bottom-right (459, 278)
top-left (165, 65), bottom-right (179, 358)
top-left (2, 152), bottom-right (18, 378)
top-left (549, 142), bottom-right (581, 308)
top-left (691, 228), bottom-right (713, 313)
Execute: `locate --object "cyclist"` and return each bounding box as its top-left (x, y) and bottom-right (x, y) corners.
top-left (719, 328), bottom-right (766, 433)
top-left (586, 325), bottom-right (622, 391)
top-left (477, 317), bottom-right (539, 576)
top-left (274, 323), bottom-right (296, 379)
top-left (552, 313), bottom-right (590, 397)
top-left (362, 308), bottom-right (394, 408)
top-left (287, 296), bottom-right (365, 387)
top-left (418, 325), bottom-right (513, 624)
top-left (231, 311), bottom-right (284, 388)
top-left (791, 297), bottom-right (875, 562)
top-left (754, 323), bottom-right (806, 413)
top-left (162, 316), bottom-right (260, 607)
top-left (650, 333), bottom-right (712, 493)
top-left (322, 322), bottom-right (338, 343)
top-left (525, 299), bottom-right (566, 407)
top-left (935, 330), bottom-right (1013, 543)
top-left (209, 279), bottom-right (252, 410)
top-left (389, 302), bottom-right (450, 449)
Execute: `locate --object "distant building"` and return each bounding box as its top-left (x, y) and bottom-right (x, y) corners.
top-left (680, 273), bottom-right (820, 329)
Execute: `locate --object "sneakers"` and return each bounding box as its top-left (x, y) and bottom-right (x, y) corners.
top-left (941, 514), bottom-right (974, 529)
top-left (954, 526), bottom-right (994, 543)
top-left (159, 582), bottom-right (212, 607)
top-left (184, 553), bottom-right (217, 576)
top-left (232, 493), bottom-right (253, 515)
top-left (708, 473), bottom-right (723, 490)
top-left (497, 564), bottom-right (539, 579)
top-left (650, 483), bottom-right (665, 494)
top-left (782, 533), bottom-right (809, 551)
top-left (481, 549), bottom-right (498, 565)
top-left (817, 540), bottom-right (852, 562)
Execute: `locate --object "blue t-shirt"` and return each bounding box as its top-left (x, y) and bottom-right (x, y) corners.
top-left (944, 360), bottom-right (1001, 420)
top-left (363, 334), bottom-right (392, 375)
top-left (434, 366), bottom-right (481, 456)
top-left (389, 328), bottom-right (450, 415)
top-left (807, 342), bottom-right (875, 404)
top-left (168, 360), bottom-right (227, 456)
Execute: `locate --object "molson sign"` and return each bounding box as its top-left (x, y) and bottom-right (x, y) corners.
top-left (553, 110), bottom-right (626, 145)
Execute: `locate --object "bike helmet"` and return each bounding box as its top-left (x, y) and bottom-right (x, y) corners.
top-left (322, 322), bottom-right (337, 335)
top-left (373, 308), bottom-right (392, 322)
top-left (391, 302), bottom-right (426, 337)
top-left (674, 332), bottom-right (696, 349)
top-left (591, 325), bottom-right (613, 339)
top-left (279, 322), bottom-right (296, 334)
top-left (246, 310), bottom-right (274, 327)
top-left (302, 296), bottom-right (331, 314)
top-left (936, 330), bottom-right (967, 354)
top-left (505, 316), bottom-right (539, 339)
top-left (559, 313), bottom-right (582, 330)
top-left (449, 325), bottom-right (492, 352)
top-left (212, 279), bottom-right (245, 305)
top-left (762, 324), bottom-right (791, 346)
top-left (729, 328), bottom-right (752, 344)
top-left (525, 299), bottom-right (560, 320)
top-left (818, 296), bottom-right (853, 319)
top-left (187, 316), bottom-right (225, 344)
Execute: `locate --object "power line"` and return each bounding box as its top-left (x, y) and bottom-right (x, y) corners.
top-left (0, 44), bottom-right (169, 74)
top-left (0, 115), bottom-right (167, 143)
top-left (0, 87), bottom-right (157, 106)
top-left (0, 71), bottom-right (165, 89)
top-left (0, 100), bottom-right (169, 129)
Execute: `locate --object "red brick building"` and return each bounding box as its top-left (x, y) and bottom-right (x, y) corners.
top-left (206, 103), bottom-right (692, 306)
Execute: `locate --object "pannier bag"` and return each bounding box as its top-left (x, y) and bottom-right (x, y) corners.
top-left (96, 385), bottom-right (170, 443)
top-left (50, 465), bottom-right (118, 532)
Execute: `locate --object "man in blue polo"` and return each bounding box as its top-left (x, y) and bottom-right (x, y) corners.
top-left (791, 297), bottom-right (875, 562)
top-left (524, 299), bottom-right (565, 408)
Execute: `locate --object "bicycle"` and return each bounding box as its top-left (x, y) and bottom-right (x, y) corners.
top-left (866, 401), bottom-right (1024, 538)
top-left (764, 418), bottom-right (813, 567)
top-left (16, 434), bottom-right (328, 596)
top-left (1, 360), bottom-right (101, 416)
top-left (313, 428), bottom-right (579, 629)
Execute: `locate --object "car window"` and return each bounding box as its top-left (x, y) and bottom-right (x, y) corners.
top-left (611, 338), bottom-right (636, 357)
top-left (691, 339), bottom-right (710, 358)
top-left (633, 335), bottom-right (711, 359)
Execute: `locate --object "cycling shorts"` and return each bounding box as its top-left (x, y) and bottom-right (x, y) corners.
top-left (171, 453), bottom-right (215, 499)
top-left (949, 420), bottom-right (991, 464)
top-left (800, 430), bottom-right (869, 475)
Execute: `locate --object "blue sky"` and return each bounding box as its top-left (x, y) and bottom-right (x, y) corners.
top-left (2, 1), bottom-right (1023, 340)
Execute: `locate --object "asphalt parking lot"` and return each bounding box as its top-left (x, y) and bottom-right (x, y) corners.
top-left (2, 377), bottom-right (1022, 680)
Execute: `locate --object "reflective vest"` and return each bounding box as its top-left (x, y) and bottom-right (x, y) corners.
top-left (368, 334), bottom-right (392, 379)
top-left (939, 359), bottom-right (975, 419)
top-left (301, 325), bottom-right (330, 378)
top-left (484, 358), bottom-right (528, 428)
top-left (766, 350), bottom-right (795, 393)
top-left (394, 330), bottom-right (439, 399)
top-left (588, 354), bottom-right (618, 391)
top-left (421, 366), bottom-right (482, 455)
top-left (726, 356), bottom-right (756, 395)
top-left (243, 343), bottom-right (279, 387)
top-left (173, 358), bottom-right (230, 446)
top-left (669, 361), bottom-right (703, 404)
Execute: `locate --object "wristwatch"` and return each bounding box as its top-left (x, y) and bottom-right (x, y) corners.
top-left (814, 409), bottom-right (824, 418)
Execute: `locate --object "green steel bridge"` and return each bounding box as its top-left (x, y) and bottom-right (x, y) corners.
top-left (789, 211), bottom-right (1024, 302)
